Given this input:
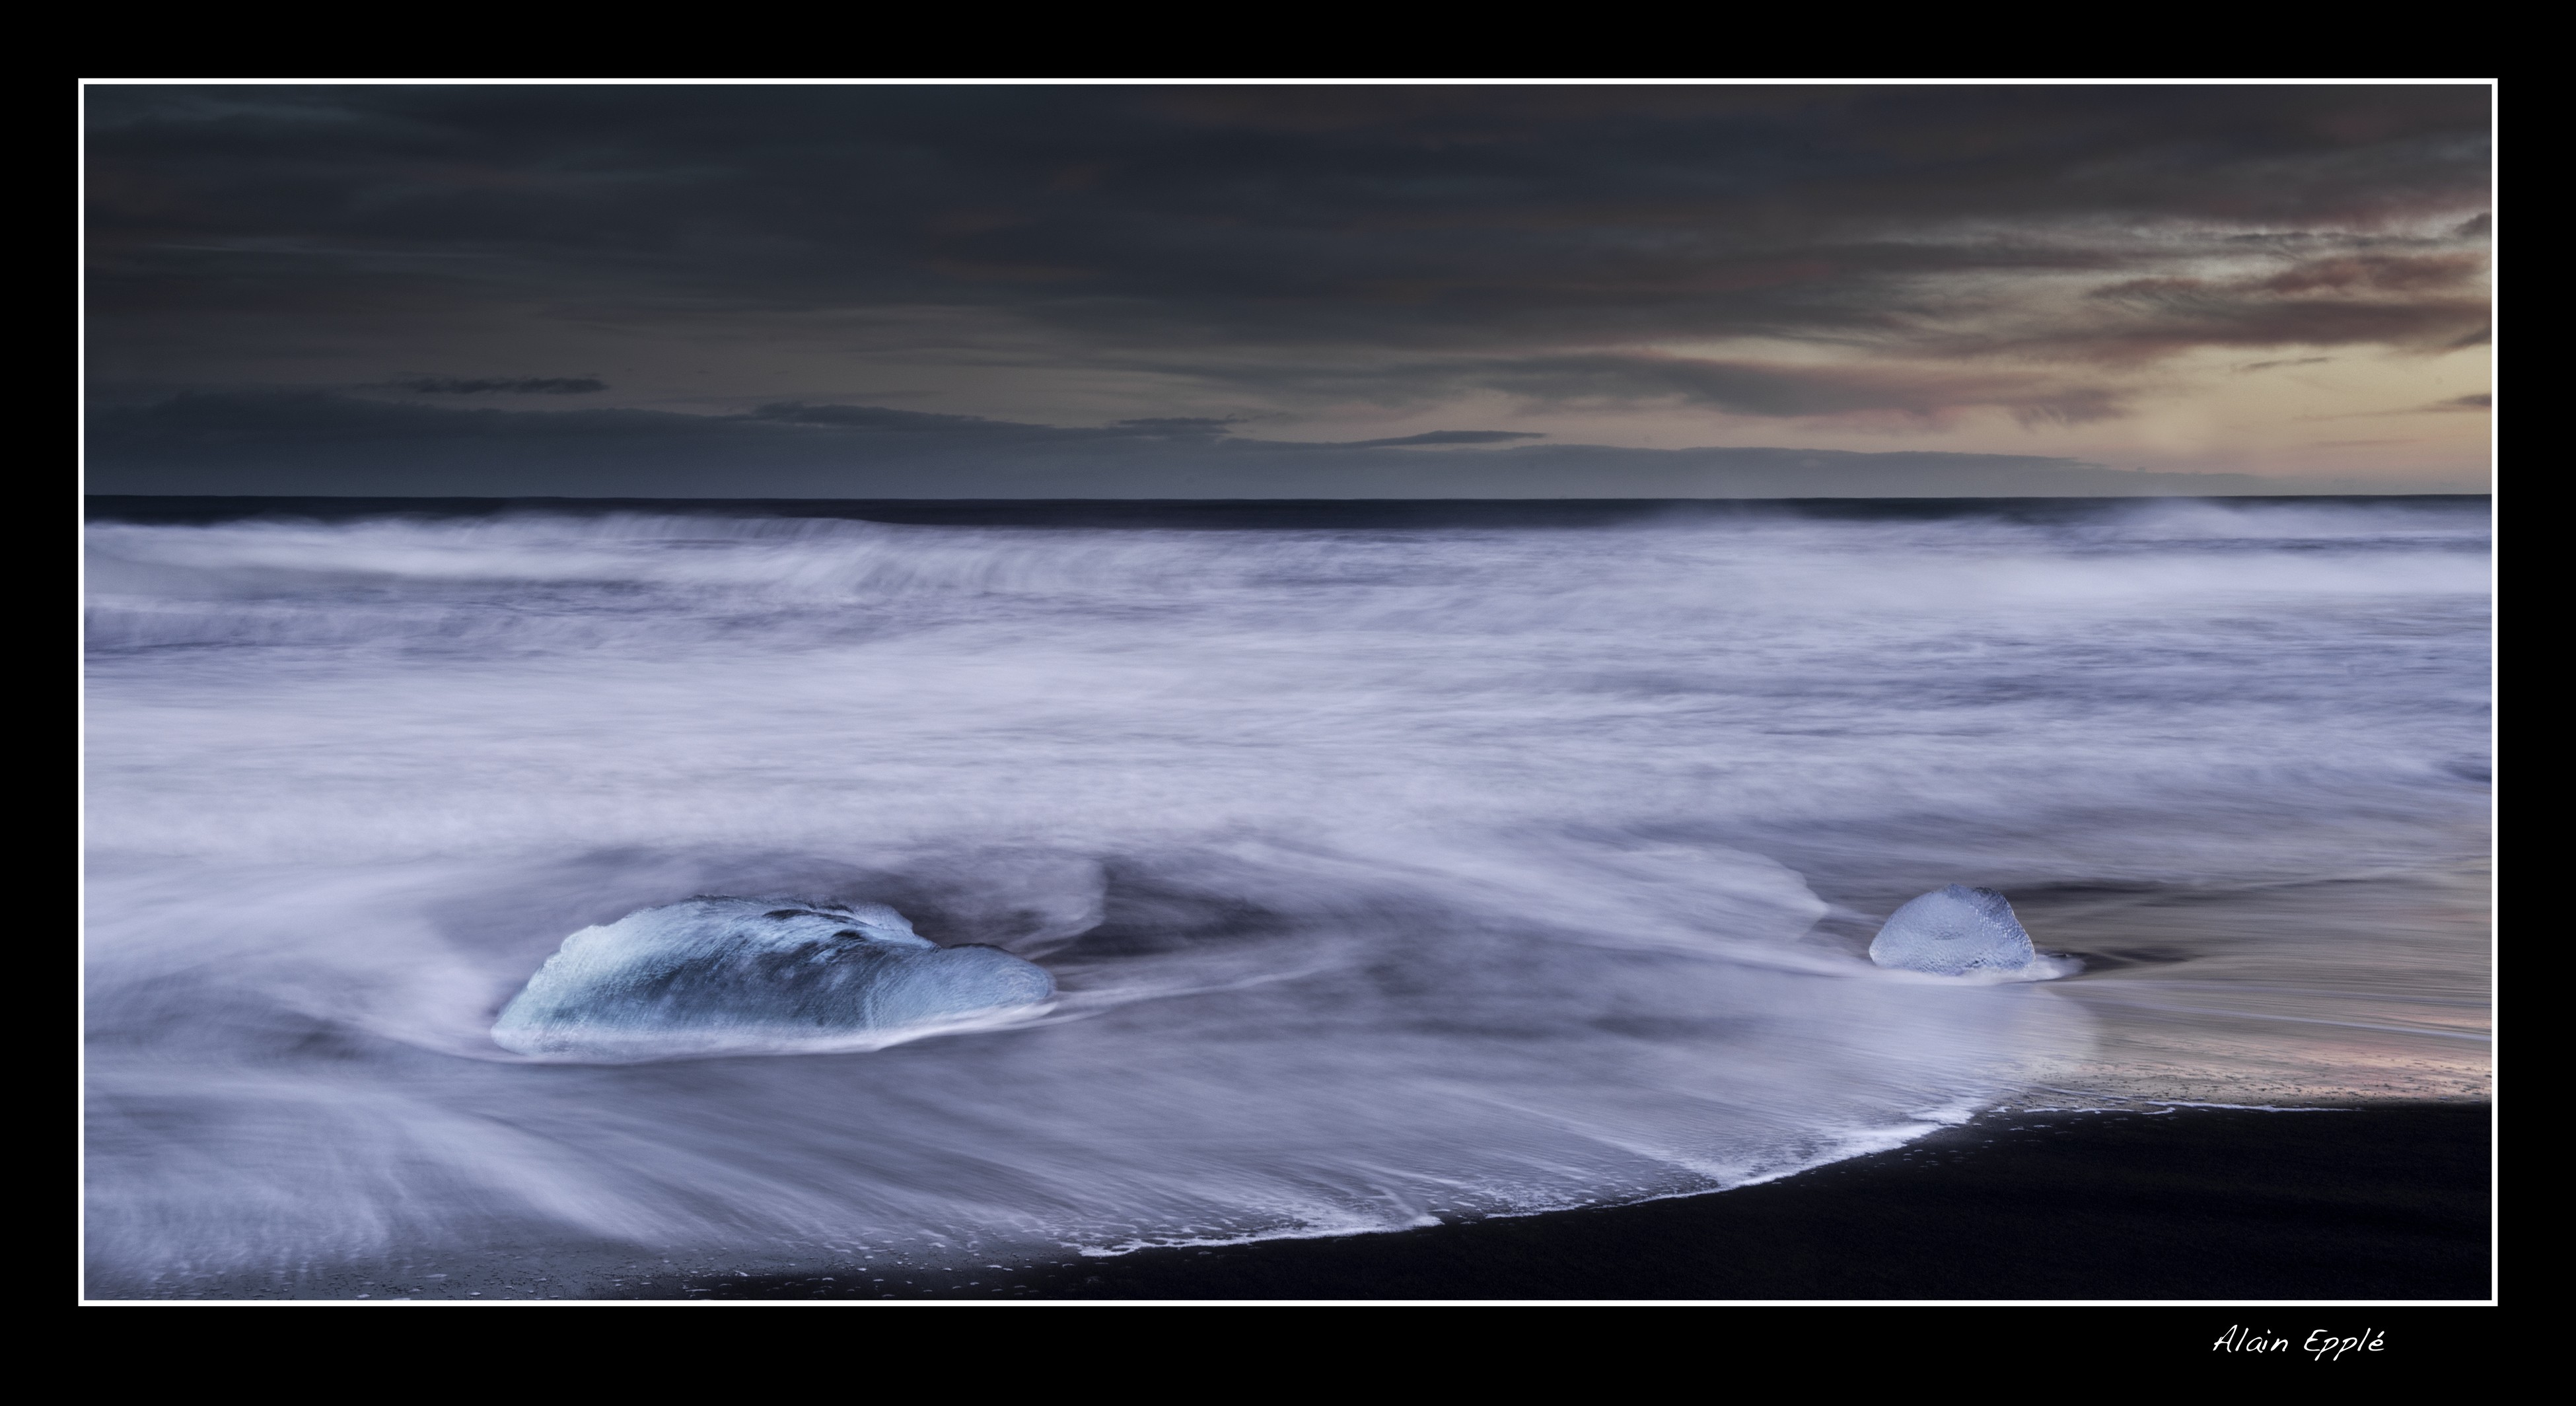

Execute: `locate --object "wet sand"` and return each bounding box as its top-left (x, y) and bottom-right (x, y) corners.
top-left (662, 1102), bottom-right (2489, 1302)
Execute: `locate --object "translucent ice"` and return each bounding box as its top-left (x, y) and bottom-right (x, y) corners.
top-left (491, 897), bottom-right (1054, 1059)
top-left (1867, 884), bottom-right (2036, 976)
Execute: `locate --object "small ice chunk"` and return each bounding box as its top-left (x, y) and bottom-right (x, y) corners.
top-left (1867, 884), bottom-right (2036, 976)
top-left (492, 897), bottom-right (1054, 1059)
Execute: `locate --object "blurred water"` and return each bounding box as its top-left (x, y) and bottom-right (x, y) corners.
top-left (82, 497), bottom-right (2489, 1294)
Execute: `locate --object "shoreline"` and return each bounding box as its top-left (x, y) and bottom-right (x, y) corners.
top-left (110, 1100), bottom-right (2484, 1302)
top-left (674, 1101), bottom-right (2493, 1303)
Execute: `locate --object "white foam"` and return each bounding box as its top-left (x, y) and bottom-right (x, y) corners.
top-left (83, 501), bottom-right (2489, 1286)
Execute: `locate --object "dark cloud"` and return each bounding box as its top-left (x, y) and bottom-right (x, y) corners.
top-left (1188, 353), bottom-right (2121, 425)
top-left (86, 86), bottom-right (2490, 378)
top-left (2307, 392), bottom-right (2493, 421)
top-left (1460, 354), bottom-right (2127, 425)
top-left (388, 376), bottom-right (606, 394)
top-left (81, 86), bottom-right (2491, 495)
top-left (1938, 252), bottom-right (2496, 363)
top-left (1334, 431), bottom-right (1546, 448)
top-left (85, 391), bottom-right (2464, 498)
top-left (745, 402), bottom-right (1032, 434)
top-left (1110, 416), bottom-right (1242, 439)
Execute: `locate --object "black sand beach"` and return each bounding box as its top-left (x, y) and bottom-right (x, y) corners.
top-left (641, 1103), bottom-right (2489, 1302)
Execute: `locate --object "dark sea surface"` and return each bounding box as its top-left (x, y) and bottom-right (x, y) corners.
top-left (82, 497), bottom-right (2491, 1299)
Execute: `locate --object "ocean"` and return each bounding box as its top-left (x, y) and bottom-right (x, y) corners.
top-left (81, 496), bottom-right (2491, 1298)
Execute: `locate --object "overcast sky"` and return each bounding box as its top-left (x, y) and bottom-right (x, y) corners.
top-left (85, 83), bottom-right (2492, 497)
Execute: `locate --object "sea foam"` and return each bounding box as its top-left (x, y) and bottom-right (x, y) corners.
top-left (83, 499), bottom-right (2489, 1290)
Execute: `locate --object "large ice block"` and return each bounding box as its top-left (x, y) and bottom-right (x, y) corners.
top-left (492, 897), bottom-right (1054, 1059)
